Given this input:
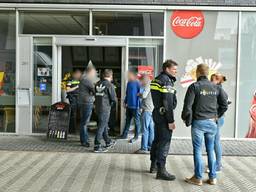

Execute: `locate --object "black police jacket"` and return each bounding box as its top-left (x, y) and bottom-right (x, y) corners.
top-left (181, 76), bottom-right (228, 127)
top-left (150, 71), bottom-right (177, 123)
top-left (66, 79), bottom-right (80, 98)
top-left (95, 79), bottom-right (117, 113)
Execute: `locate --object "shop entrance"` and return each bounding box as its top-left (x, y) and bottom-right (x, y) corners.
top-left (61, 46), bottom-right (122, 134)
top-left (16, 36), bottom-right (127, 135)
top-left (55, 37), bottom-right (128, 136)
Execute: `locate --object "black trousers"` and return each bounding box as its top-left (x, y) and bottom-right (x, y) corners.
top-left (68, 96), bottom-right (78, 134)
top-left (108, 103), bottom-right (116, 133)
top-left (150, 111), bottom-right (173, 168)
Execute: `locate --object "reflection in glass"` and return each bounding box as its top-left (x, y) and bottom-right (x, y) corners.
top-left (165, 11), bottom-right (238, 137)
top-left (33, 41), bottom-right (52, 133)
top-left (93, 12), bottom-right (164, 36)
top-left (129, 47), bottom-right (156, 71)
top-left (0, 12), bottom-right (16, 132)
top-left (129, 39), bottom-right (163, 76)
top-left (20, 12), bottom-right (89, 35)
top-left (238, 13), bottom-right (256, 138)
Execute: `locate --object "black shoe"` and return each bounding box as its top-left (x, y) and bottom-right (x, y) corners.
top-left (150, 161), bottom-right (157, 173)
top-left (106, 140), bottom-right (116, 149)
top-left (81, 142), bottom-right (90, 148)
top-left (94, 146), bottom-right (108, 153)
top-left (156, 167), bottom-right (176, 181)
top-left (129, 137), bottom-right (138, 143)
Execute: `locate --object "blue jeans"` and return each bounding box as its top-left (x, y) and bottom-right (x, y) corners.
top-left (122, 108), bottom-right (141, 138)
top-left (141, 111), bottom-right (154, 151)
top-left (80, 103), bottom-right (93, 144)
top-left (192, 119), bottom-right (217, 179)
top-left (215, 116), bottom-right (224, 171)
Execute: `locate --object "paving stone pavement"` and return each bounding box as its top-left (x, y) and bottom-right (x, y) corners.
top-left (0, 150), bottom-right (255, 192)
top-left (0, 135), bottom-right (256, 156)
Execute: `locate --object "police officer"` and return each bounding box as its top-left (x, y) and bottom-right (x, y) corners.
top-left (66, 69), bottom-right (82, 134)
top-left (94, 69), bottom-right (117, 152)
top-left (150, 60), bottom-right (178, 181)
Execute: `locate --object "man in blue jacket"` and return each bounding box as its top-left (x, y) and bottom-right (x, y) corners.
top-left (121, 71), bottom-right (141, 143)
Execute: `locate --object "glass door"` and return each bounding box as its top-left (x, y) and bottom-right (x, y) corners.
top-left (32, 37), bottom-right (53, 133)
top-left (55, 36), bottom-right (128, 134)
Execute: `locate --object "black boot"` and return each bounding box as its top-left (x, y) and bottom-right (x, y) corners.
top-left (156, 166), bottom-right (176, 181)
top-left (150, 161), bottom-right (157, 173)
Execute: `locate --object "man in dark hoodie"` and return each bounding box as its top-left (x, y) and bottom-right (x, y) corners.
top-left (94, 69), bottom-right (117, 152)
top-left (78, 66), bottom-right (97, 147)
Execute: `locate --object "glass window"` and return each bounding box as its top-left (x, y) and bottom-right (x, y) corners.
top-left (93, 12), bottom-right (164, 36)
top-left (129, 39), bottom-right (163, 76)
top-left (237, 13), bottom-right (256, 138)
top-left (20, 12), bottom-right (89, 35)
top-left (0, 11), bottom-right (16, 133)
top-left (33, 38), bottom-right (52, 133)
top-left (165, 11), bottom-right (238, 137)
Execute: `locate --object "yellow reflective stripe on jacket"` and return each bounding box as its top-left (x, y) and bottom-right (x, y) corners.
top-left (69, 80), bottom-right (80, 85)
top-left (150, 82), bottom-right (162, 88)
top-left (150, 85), bottom-right (168, 93)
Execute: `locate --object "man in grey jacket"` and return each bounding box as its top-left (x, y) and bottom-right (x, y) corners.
top-left (78, 66), bottom-right (97, 147)
top-left (138, 74), bottom-right (154, 153)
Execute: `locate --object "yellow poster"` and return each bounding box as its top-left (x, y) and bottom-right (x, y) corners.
top-left (0, 72), bottom-right (4, 85)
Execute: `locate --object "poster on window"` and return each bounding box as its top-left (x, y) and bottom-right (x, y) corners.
top-left (137, 65), bottom-right (154, 79)
top-left (38, 67), bottom-right (50, 77)
top-left (246, 91), bottom-right (256, 138)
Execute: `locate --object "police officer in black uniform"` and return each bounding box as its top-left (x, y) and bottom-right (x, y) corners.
top-left (66, 69), bottom-right (82, 134)
top-left (150, 60), bottom-right (178, 181)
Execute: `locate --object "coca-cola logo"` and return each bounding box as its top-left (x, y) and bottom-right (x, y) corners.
top-left (171, 11), bottom-right (204, 39)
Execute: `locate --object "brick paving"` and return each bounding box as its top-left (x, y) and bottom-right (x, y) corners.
top-left (0, 135), bottom-right (255, 191)
top-left (0, 135), bottom-right (255, 156)
top-left (0, 151), bottom-right (255, 192)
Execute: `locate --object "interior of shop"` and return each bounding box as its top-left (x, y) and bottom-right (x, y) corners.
top-left (62, 46), bottom-right (122, 135)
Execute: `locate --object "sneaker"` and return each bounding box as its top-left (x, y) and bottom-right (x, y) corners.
top-left (94, 147), bottom-right (108, 153)
top-left (185, 176), bottom-right (203, 186)
top-left (216, 166), bottom-right (223, 173)
top-left (81, 142), bottom-right (90, 148)
top-left (136, 149), bottom-right (149, 154)
top-left (129, 137), bottom-right (138, 143)
top-left (106, 140), bottom-right (116, 149)
top-left (205, 178), bottom-right (217, 185)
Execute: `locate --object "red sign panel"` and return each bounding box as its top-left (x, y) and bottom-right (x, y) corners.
top-left (171, 10), bottom-right (205, 39)
top-left (137, 65), bottom-right (154, 80)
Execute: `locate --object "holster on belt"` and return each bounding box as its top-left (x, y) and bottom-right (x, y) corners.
top-left (159, 107), bottom-right (166, 115)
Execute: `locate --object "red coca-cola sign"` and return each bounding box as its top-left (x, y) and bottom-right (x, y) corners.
top-left (171, 10), bottom-right (205, 39)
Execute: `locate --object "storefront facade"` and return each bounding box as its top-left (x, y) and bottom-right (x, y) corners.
top-left (0, 1), bottom-right (255, 138)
